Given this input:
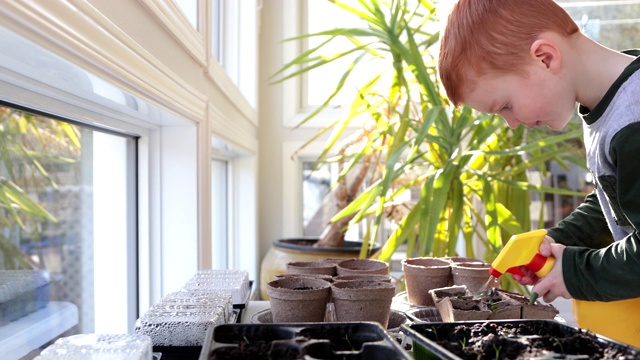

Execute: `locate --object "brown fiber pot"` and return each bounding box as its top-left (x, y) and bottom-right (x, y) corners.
top-left (442, 256), bottom-right (485, 285)
top-left (286, 260), bottom-right (337, 276)
top-left (333, 274), bottom-right (392, 283)
top-left (259, 239), bottom-right (381, 300)
top-left (266, 277), bottom-right (331, 323)
top-left (402, 257), bottom-right (451, 306)
top-left (330, 280), bottom-right (395, 328)
top-left (274, 273), bottom-right (334, 283)
top-left (451, 262), bottom-right (499, 294)
top-left (336, 258), bottom-right (389, 275)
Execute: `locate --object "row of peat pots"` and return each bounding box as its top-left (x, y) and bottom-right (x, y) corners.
top-left (214, 255), bottom-right (640, 360)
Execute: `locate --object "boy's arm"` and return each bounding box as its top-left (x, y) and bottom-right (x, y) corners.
top-left (547, 192), bottom-right (614, 249)
top-left (558, 124), bottom-right (640, 301)
top-left (562, 237), bottom-right (640, 301)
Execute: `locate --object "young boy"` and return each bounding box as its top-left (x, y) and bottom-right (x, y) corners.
top-left (438, 0), bottom-right (640, 331)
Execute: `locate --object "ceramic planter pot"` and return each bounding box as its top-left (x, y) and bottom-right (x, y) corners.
top-left (286, 260), bottom-right (337, 276)
top-left (335, 258), bottom-right (389, 275)
top-left (266, 277), bottom-right (331, 323)
top-left (330, 280), bottom-right (396, 328)
top-left (402, 257), bottom-right (451, 306)
top-left (450, 262), bottom-right (499, 294)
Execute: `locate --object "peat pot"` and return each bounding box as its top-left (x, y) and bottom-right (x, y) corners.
top-left (259, 238), bottom-right (380, 300)
top-left (450, 262), bottom-right (499, 294)
top-left (266, 277), bottom-right (331, 323)
top-left (336, 258), bottom-right (389, 276)
top-left (286, 260), bottom-right (337, 276)
top-left (402, 257), bottom-right (451, 306)
top-left (330, 280), bottom-right (396, 328)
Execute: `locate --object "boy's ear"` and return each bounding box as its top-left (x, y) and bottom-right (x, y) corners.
top-left (530, 39), bottom-right (561, 71)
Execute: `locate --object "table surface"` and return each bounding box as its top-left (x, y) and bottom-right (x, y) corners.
top-left (240, 301), bottom-right (270, 323)
top-left (0, 301), bottom-right (79, 360)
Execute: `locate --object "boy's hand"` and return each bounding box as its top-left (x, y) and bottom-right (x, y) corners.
top-left (511, 235), bottom-right (556, 285)
top-left (531, 242), bottom-right (571, 302)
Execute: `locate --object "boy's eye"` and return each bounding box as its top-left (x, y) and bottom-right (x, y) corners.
top-left (500, 103), bottom-right (510, 111)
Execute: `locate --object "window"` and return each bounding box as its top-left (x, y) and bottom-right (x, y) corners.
top-left (174, 0), bottom-right (199, 30)
top-left (0, 104), bottom-right (137, 352)
top-left (210, 0), bottom-right (258, 108)
top-left (301, 160), bottom-right (362, 241)
top-left (211, 158), bottom-right (229, 268)
top-left (305, 0), bottom-right (385, 108)
top-left (559, 0), bottom-right (640, 49)
top-left (0, 20), bottom-right (201, 357)
top-left (210, 136), bottom-right (257, 275)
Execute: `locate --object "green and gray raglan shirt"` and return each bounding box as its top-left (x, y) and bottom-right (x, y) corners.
top-left (546, 50), bottom-right (640, 302)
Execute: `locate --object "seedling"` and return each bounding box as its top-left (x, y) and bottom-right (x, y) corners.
top-left (493, 344), bottom-right (502, 360)
top-left (343, 335), bottom-right (355, 351)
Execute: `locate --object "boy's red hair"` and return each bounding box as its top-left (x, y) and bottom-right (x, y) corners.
top-left (438, 0), bottom-right (580, 106)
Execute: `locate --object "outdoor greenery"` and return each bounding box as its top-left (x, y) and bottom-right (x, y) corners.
top-left (273, 0), bottom-right (586, 291)
top-left (0, 106), bottom-right (80, 269)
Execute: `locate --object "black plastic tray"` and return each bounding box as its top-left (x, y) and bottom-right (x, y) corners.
top-left (404, 306), bottom-right (442, 323)
top-left (154, 345), bottom-right (201, 360)
top-left (152, 309), bottom-right (240, 360)
top-left (401, 319), bottom-right (640, 360)
top-left (232, 280), bottom-right (253, 310)
top-left (199, 322), bottom-right (412, 359)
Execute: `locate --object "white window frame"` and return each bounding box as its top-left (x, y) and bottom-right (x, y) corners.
top-left (202, 0), bottom-right (259, 119)
top-left (279, 0), bottom-right (357, 128)
top-left (210, 133), bottom-right (258, 276)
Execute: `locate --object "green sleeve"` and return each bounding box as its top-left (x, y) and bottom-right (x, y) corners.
top-left (561, 123), bottom-right (640, 301)
top-left (546, 192), bottom-right (613, 249)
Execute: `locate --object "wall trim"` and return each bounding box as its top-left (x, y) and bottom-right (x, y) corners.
top-left (0, 0), bottom-right (207, 123)
top-left (137, 0), bottom-right (207, 67)
top-left (209, 102), bottom-right (258, 154)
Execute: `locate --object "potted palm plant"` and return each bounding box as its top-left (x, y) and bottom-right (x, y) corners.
top-left (262, 0), bottom-right (585, 297)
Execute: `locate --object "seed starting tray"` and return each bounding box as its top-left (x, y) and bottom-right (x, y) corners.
top-left (199, 322), bottom-right (412, 360)
top-left (401, 319), bottom-right (640, 360)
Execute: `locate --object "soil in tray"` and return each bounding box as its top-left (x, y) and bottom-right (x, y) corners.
top-left (412, 321), bottom-right (639, 360)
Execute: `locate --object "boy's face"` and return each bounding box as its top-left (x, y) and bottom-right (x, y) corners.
top-left (461, 64), bottom-right (576, 131)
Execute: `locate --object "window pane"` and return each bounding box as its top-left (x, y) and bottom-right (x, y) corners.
top-left (0, 105), bottom-right (136, 356)
top-left (559, 0), bottom-right (640, 49)
top-left (302, 161), bottom-right (332, 236)
top-left (306, 0), bottom-right (388, 107)
top-left (175, 0), bottom-right (198, 30)
top-left (211, 158), bottom-right (228, 269)
top-left (302, 160), bottom-right (363, 241)
top-left (211, 0), bottom-right (222, 63)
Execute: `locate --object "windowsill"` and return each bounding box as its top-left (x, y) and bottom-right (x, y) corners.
top-left (0, 301), bottom-right (79, 360)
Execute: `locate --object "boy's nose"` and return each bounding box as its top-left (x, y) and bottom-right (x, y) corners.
top-left (501, 115), bottom-right (520, 129)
